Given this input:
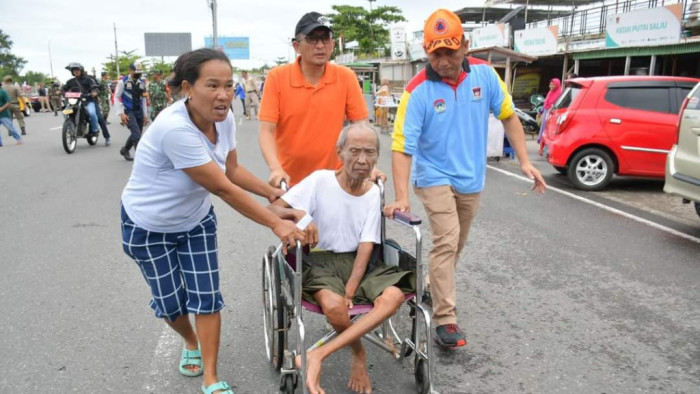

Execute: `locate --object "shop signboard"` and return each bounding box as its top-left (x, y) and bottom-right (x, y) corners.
top-left (605, 4), bottom-right (682, 48)
top-left (471, 24), bottom-right (509, 49)
top-left (390, 26), bottom-right (407, 44)
top-left (391, 43), bottom-right (407, 61)
top-left (514, 27), bottom-right (558, 56)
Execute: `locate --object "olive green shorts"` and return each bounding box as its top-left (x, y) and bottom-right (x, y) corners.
top-left (301, 250), bottom-right (416, 305)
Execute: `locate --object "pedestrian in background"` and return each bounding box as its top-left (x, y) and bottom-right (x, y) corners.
top-left (537, 78), bottom-right (562, 143)
top-left (120, 47), bottom-right (304, 394)
top-left (148, 70), bottom-right (170, 121)
top-left (385, 8), bottom-right (547, 349)
top-left (114, 62), bottom-right (148, 161)
top-left (0, 86), bottom-right (23, 146)
top-left (99, 72), bottom-right (112, 123)
top-left (2, 76), bottom-right (27, 136)
top-left (38, 83), bottom-right (50, 112)
top-left (241, 71), bottom-right (259, 120)
top-left (374, 78), bottom-right (391, 133)
top-left (233, 82), bottom-right (246, 118)
top-left (50, 81), bottom-right (62, 116)
top-left (258, 11), bottom-right (374, 187)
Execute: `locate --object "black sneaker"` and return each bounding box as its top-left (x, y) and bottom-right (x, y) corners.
top-left (120, 147), bottom-right (133, 161)
top-left (435, 324), bottom-right (467, 348)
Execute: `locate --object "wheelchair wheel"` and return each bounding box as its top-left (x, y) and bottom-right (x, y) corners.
top-left (280, 374), bottom-right (296, 393)
top-left (262, 246), bottom-right (286, 371)
top-left (414, 356), bottom-right (430, 394)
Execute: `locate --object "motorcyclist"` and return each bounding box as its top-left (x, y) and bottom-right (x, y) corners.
top-left (61, 62), bottom-right (101, 137)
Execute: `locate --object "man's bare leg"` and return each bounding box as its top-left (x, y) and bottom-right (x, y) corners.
top-left (300, 287), bottom-right (405, 394)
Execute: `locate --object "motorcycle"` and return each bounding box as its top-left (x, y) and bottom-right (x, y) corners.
top-left (61, 91), bottom-right (98, 153)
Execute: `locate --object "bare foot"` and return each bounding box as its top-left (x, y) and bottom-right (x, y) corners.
top-left (295, 351), bottom-right (325, 394)
top-left (347, 347), bottom-right (372, 393)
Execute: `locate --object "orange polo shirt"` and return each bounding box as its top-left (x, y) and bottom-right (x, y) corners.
top-left (259, 57), bottom-right (368, 185)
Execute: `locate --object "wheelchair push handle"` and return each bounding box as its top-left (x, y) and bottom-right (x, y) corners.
top-left (391, 210), bottom-right (422, 226)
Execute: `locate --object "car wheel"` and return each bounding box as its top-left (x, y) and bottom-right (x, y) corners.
top-left (694, 202), bottom-right (700, 218)
top-left (567, 148), bottom-right (614, 191)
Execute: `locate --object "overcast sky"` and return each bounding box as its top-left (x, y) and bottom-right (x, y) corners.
top-left (2, 0), bottom-right (481, 82)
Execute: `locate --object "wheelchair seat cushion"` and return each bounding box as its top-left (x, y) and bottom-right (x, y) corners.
top-left (301, 250), bottom-right (416, 305)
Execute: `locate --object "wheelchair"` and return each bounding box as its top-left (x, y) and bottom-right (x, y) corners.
top-left (261, 180), bottom-right (437, 393)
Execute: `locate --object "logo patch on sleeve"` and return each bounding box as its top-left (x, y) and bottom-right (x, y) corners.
top-left (433, 98), bottom-right (446, 113)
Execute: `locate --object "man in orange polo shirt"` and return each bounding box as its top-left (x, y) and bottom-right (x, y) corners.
top-left (259, 12), bottom-right (369, 187)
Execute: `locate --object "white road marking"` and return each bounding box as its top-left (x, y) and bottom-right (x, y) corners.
top-left (50, 126), bottom-right (62, 130)
top-left (144, 326), bottom-right (180, 392)
top-left (487, 165), bottom-right (700, 245)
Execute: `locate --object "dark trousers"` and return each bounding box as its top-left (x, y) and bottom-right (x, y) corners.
top-left (123, 111), bottom-right (143, 150)
top-left (240, 98), bottom-right (246, 115)
top-left (95, 105), bottom-right (110, 139)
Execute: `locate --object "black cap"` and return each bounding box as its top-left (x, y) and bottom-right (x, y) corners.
top-left (295, 12), bottom-right (332, 37)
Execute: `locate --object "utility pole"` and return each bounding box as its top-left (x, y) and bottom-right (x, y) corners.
top-left (48, 40), bottom-right (54, 79)
top-left (114, 23), bottom-right (120, 77)
top-left (367, 0), bottom-right (376, 45)
top-left (209, 0), bottom-right (218, 48)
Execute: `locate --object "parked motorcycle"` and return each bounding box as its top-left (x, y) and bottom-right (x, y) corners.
top-left (61, 91), bottom-right (98, 154)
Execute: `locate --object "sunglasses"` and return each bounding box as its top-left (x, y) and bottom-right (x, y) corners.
top-left (296, 33), bottom-right (333, 45)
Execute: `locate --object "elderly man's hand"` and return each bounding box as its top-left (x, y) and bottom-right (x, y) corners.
top-left (370, 167), bottom-right (387, 183)
top-left (383, 198), bottom-right (410, 219)
top-left (120, 113), bottom-right (128, 125)
top-left (521, 163), bottom-right (547, 194)
top-left (304, 222), bottom-right (319, 249)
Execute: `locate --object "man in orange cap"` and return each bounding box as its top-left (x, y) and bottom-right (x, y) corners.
top-left (385, 9), bottom-right (547, 349)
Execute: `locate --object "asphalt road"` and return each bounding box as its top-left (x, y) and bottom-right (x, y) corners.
top-left (1, 106), bottom-right (699, 394)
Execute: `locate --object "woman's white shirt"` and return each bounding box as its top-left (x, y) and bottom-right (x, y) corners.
top-left (121, 99), bottom-right (236, 233)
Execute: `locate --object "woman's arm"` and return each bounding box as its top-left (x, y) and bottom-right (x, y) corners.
top-left (183, 161), bottom-right (303, 253)
top-left (267, 199), bottom-right (319, 246)
top-left (225, 149), bottom-right (283, 202)
top-left (344, 242), bottom-right (375, 308)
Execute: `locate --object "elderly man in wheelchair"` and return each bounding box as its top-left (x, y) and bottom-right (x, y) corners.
top-left (268, 123), bottom-right (416, 394)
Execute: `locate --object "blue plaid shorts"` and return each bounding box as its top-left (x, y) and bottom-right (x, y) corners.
top-left (121, 205), bottom-right (225, 322)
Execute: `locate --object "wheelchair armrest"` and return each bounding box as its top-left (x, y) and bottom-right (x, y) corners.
top-left (390, 210), bottom-right (421, 226)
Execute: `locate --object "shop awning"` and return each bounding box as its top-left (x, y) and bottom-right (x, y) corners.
top-left (573, 41), bottom-right (700, 59)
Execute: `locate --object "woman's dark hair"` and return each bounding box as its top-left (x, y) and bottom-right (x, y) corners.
top-left (169, 48), bottom-right (232, 96)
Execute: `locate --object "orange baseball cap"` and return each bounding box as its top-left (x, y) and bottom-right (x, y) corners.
top-left (423, 9), bottom-right (464, 53)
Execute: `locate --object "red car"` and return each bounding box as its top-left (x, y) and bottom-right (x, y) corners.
top-left (540, 76), bottom-right (700, 190)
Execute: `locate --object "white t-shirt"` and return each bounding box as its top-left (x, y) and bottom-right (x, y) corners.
top-left (121, 99), bottom-right (237, 233)
top-left (282, 170), bottom-right (381, 253)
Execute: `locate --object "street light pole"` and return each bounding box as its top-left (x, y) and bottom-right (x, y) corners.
top-left (209, 0), bottom-right (218, 48)
top-left (48, 40), bottom-right (54, 79)
top-left (114, 23), bottom-right (120, 77)
top-left (367, 0), bottom-right (376, 54)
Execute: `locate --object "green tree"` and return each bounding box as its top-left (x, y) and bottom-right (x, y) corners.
top-left (149, 60), bottom-right (173, 77)
top-left (327, 4), bottom-right (406, 57)
top-left (274, 57), bottom-right (287, 66)
top-left (102, 50), bottom-right (144, 79)
top-left (0, 29), bottom-right (27, 79)
top-left (23, 71), bottom-right (51, 86)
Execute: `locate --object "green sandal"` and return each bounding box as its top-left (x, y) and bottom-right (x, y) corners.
top-left (201, 381), bottom-right (234, 394)
top-left (179, 347), bottom-right (203, 377)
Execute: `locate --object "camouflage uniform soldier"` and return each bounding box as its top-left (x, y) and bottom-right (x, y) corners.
top-left (50, 82), bottom-right (63, 116)
top-left (148, 70), bottom-right (169, 121)
top-left (99, 72), bottom-right (112, 121)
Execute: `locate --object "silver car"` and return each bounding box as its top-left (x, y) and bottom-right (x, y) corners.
top-left (664, 82), bottom-right (700, 219)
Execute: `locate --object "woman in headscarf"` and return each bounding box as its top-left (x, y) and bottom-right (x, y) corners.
top-left (537, 78), bottom-right (562, 143)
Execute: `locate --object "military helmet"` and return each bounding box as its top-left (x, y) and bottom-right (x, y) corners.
top-left (65, 62), bottom-right (85, 72)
